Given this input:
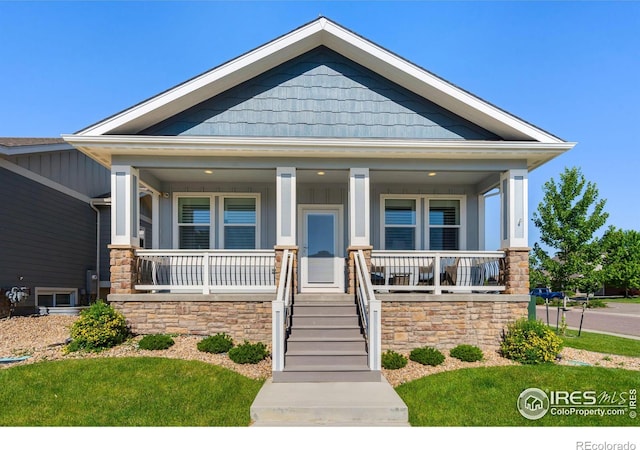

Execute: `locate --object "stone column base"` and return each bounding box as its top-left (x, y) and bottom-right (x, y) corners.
top-left (347, 245), bottom-right (373, 294)
top-left (274, 245), bottom-right (298, 293)
top-left (502, 247), bottom-right (530, 295)
top-left (109, 245), bottom-right (140, 295)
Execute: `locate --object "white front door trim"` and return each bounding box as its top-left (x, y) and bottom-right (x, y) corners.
top-left (298, 204), bottom-right (345, 293)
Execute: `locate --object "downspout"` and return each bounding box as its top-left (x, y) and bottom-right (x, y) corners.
top-left (90, 198), bottom-right (111, 301)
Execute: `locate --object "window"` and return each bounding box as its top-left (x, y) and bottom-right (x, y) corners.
top-left (428, 199), bottom-right (461, 250)
top-left (174, 193), bottom-right (259, 249)
top-left (178, 197), bottom-right (210, 249)
top-left (383, 198), bottom-right (418, 250)
top-left (223, 197), bottom-right (257, 249)
top-left (381, 195), bottom-right (465, 250)
top-left (35, 288), bottom-right (78, 308)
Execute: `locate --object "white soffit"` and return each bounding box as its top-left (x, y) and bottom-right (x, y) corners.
top-left (74, 18), bottom-right (565, 144)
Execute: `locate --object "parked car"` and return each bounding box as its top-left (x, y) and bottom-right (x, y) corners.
top-left (530, 287), bottom-right (565, 300)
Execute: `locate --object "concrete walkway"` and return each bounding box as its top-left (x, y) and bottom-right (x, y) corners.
top-left (250, 378), bottom-right (410, 426)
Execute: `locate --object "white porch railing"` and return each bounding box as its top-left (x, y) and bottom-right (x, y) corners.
top-left (135, 249), bottom-right (276, 294)
top-left (354, 249), bottom-right (382, 371)
top-left (370, 250), bottom-right (505, 295)
top-left (272, 249), bottom-right (295, 372)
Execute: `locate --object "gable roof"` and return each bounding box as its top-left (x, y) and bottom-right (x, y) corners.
top-left (72, 17), bottom-right (567, 144)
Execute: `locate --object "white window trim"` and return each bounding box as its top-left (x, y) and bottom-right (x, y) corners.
top-left (380, 194), bottom-right (421, 250)
top-left (380, 194), bottom-right (466, 250)
top-left (218, 193), bottom-right (261, 250)
top-left (173, 192), bottom-right (261, 249)
top-left (35, 287), bottom-right (78, 308)
top-left (426, 194), bottom-right (467, 251)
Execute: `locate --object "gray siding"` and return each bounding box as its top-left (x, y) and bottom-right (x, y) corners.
top-left (142, 47), bottom-right (499, 140)
top-left (99, 207), bottom-right (111, 282)
top-left (0, 167), bottom-right (97, 308)
top-left (8, 149), bottom-right (110, 198)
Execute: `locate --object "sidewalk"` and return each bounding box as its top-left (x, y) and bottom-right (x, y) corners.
top-left (250, 378), bottom-right (410, 426)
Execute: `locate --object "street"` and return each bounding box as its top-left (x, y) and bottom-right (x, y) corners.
top-left (536, 302), bottom-right (640, 338)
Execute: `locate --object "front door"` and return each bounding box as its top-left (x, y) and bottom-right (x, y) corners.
top-left (299, 205), bottom-right (344, 292)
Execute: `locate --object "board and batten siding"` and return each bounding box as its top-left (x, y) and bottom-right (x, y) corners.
top-left (0, 167), bottom-right (97, 308)
top-left (8, 149), bottom-right (110, 198)
top-left (142, 47), bottom-right (500, 141)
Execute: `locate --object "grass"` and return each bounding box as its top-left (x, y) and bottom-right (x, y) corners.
top-left (559, 330), bottom-right (640, 357)
top-left (605, 297), bottom-right (640, 304)
top-left (0, 357), bottom-right (264, 426)
top-left (396, 365), bottom-right (638, 426)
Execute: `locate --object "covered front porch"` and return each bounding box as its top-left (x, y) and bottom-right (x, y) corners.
top-left (106, 162), bottom-right (531, 297)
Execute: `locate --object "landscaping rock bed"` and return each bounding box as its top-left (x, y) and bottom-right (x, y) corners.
top-left (1, 315), bottom-right (638, 386)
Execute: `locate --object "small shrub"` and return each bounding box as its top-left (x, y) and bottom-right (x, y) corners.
top-left (228, 341), bottom-right (269, 364)
top-left (381, 350), bottom-right (408, 370)
top-left (197, 333), bottom-right (234, 354)
top-left (409, 346), bottom-right (445, 366)
top-left (138, 334), bottom-right (175, 350)
top-left (500, 318), bottom-right (563, 364)
top-left (450, 344), bottom-right (484, 362)
top-left (67, 300), bottom-right (129, 352)
top-left (586, 298), bottom-right (607, 308)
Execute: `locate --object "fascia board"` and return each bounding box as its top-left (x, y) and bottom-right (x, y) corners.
top-left (0, 142), bottom-right (74, 156)
top-left (64, 135), bottom-right (575, 168)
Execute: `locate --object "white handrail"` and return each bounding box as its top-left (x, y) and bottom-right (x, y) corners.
top-left (272, 249), bottom-right (294, 372)
top-left (354, 250), bottom-right (381, 371)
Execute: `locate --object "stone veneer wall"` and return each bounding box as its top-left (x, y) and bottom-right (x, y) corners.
top-left (381, 296), bottom-right (529, 351)
top-left (109, 296), bottom-right (272, 344)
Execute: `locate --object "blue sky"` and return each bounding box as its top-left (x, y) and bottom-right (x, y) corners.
top-left (1, 1), bottom-right (639, 250)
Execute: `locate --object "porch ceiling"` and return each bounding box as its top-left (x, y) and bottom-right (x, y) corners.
top-left (140, 167), bottom-right (495, 185)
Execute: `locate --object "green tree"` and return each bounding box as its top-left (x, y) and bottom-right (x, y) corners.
top-left (601, 227), bottom-right (640, 297)
top-left (531, 167), bottom-right (608, 296)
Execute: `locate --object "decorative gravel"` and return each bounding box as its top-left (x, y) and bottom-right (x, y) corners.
top-left (1, 316), bottom-right (638, 385)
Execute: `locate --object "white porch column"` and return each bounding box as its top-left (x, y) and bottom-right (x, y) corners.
top-left (349, 168), bottom-right (370, 246)
top-left (111, 165), bottom-right (140, 247)
top-left (151, 191), bottom-right (160, 249)
top-left (500, 169), bottom-right (528, 249)
top-left (276, 167), bottom-right (296, 246)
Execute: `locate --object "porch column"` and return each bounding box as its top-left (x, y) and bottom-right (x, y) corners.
top-left (110, 165), bottom-right (140, 295)
top-left (275, 167), bottom-right (298, 291)
top-left (347, 168), bottom-right (371, 294)
top-left (111, 165), bottom-right (140, 247)
top-left (276, 167), bottom-right (296, 246)
top-left (500, 169), bottom-right (530, 294)
top-left (151, 191), bottom-right (160, 249)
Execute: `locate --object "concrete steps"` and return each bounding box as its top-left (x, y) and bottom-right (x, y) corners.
top-left (274, 293), bottom-right (378, 383)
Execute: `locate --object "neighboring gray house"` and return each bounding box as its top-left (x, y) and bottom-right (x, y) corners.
top-left (0, 138), bottom-right (152, 315)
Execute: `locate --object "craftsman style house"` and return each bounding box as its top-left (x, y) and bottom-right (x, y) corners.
top-left (64, 18), bottom-right (574, 381)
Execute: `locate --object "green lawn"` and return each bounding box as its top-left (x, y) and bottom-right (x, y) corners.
top-left (560, 330), bottom-right (640, 357)
top-left (396, 365), bottom-right (639, 426)
top-left (605, 297), bottom-right (640, 304)
top-left (0, 357), bottom-right (264, 426)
